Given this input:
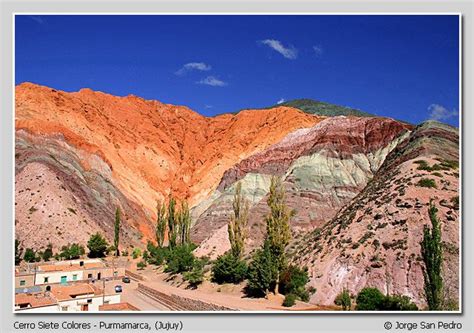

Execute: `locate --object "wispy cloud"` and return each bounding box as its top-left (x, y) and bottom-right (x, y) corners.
top-left (313, 45), bottom-right (323, 57)
top-left (277, 98), bottom-right (286, 104)
top-left (428, 104), bottom-right (458, 121)
top-left (175, 62), bottom-right (211, 76)
top-left (197, 76), bottom-right (228, 87)
top-left (29, 16), bottom-right (45, 25)
top-left (260, 39), bottom-right (298, 59)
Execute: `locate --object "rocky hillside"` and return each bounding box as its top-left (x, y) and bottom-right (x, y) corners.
top-left (15, 83), bottom-right (321, 250)
top-left (192, 116), bottom-right (412, 258)
top-left (290, 121), bottom-right (459, 307)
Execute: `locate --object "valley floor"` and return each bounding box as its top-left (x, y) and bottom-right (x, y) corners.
top-left (120, 262), bottom-right (335, 312)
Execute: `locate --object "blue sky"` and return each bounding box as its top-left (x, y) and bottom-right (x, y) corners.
top-left (15, 15), bottom-right (459, 126)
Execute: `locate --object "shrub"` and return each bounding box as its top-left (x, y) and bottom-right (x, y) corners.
top-left (334, 288), bottom-right (352, 310)
top-left (42, 244), bottom-right (53, 262)
top-left (164, 243), bottom-right (196, 274)
top-left (121, 250), bottom-right (129, 257)
top-left (282, 293), bottom-right (297, 307)
top-left (61, 243), bottom-right (85, 260)
top-left (356, 287), bottom-right (418, 311)
top-left (279, 265), bottom-right (310, 301)
top-left (24, 248), bottom-right (36, 263)
top-left (246, 240), bottom-right (277, 297)
top-left (15, 240), bottom-right (23, 265)
top-left (183, 259), bottom-right (205, 288)
top-left (212, 253), bottom-right (248, 284)
top-left (132, 247), bottom-right (142, 259)
top-left (142, 250), bottom-right (149, 261)
top-left (417, 178), bottom-right (437, 189)
top-left (137, 260), bottom-right (147, 270)
top-left (381, 295), bottom-right (418, 311)
top-left (146, 242), bottom-right (168, 266)
top-left (87, 233), bottom-right (109, 258)
top-left (355, 287), bottom-right (385, 310)
top-left (450, 196), bottom-right (459, 210)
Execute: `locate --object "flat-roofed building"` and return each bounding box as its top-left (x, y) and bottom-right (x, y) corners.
top-left (15, 282), bottom-right (121, 312)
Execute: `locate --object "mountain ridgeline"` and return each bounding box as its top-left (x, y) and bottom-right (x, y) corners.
top-left (266, 98), bottom-right (374, 117)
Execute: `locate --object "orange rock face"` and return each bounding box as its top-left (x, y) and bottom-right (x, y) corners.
top-left (15, 83), bottom-right (322, 221)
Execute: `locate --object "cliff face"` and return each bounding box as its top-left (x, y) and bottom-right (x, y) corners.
top-left (290, 121), bottom-right (459, 307)
top-left (15, 83), bottom-right (321, 249)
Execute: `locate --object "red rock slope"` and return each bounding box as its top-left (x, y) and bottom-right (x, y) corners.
top-left (15, 83), bottom-right (322, 249)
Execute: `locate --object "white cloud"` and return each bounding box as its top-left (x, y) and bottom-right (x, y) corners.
top-left (277, 98), bottom-right (286, 104)
top-left (313, 45), bottom-right (323, 57)
top-left (260, 39), bottom-right (298, 59)
top-left (197, 76), bottom-right (228, 87)
top-left (175, 62), bottom-right (211, 76)
top-left (29, 16), bottom-right (45, 24)
top-left (428, 104), bottom-right (458, 121)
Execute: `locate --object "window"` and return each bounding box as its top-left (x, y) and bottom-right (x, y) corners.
top-left (44, 277), bottom-right (49, 283)
top-left (61, 306), bottom-right (68, 311)
top-left (72, 274), bottom-right (78, 281)
top-left (19, 280), bottom-right (26, 286)
top-left (87, 273), bottom-right (92, 279)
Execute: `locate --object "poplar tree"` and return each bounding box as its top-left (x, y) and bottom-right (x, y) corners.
top-left (114, 207), bottom-right (121, 256)
top-left (421, 199), bottom-right (444, 310)
top-left (168, 196), bottom-right (177, 249)
top-left (265, 176), bottom-right (294, 294)
top-left (178, 200), bottom-right (191, 245)
top-left (228, 182), bottom-right (249, 259)
top-left (155, 201), bottom-right (167, 248)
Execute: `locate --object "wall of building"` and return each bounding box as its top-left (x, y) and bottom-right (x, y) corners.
top-left (58, 294), bottom-right (121, 312)
top-left (15, 305), bottom-right (59, 312)
top-left (15, 274), bottom-right (35, 288)
top-left (35, 270), bottom-right (84, 285)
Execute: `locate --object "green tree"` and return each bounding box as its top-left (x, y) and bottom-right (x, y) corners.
top-left (183, 259), bottom-right (206, 289)
top-left (381, 295), bottom-right (418, 311)
top-left (246, 240), bottom-right (277, 297)
top-left (42, 243), bottom-right (54, 262)
top-left (335, 288), bottom-right (352, 310)
top-left (155, 201), bottom-right (167, 248)
top-left (279, 265), bottom-right (310, 301)
top-left (355, 287), bottom-right (385, 310)
top-left (265, 176), bottom-right (294, 294)
top-left (177, 200), bottom-right (191, 245)
top-left (165, 243), bottom-right (196, 274)
top-left (15, 239), bottom-right (23, 265)
top-left (168, 196), bottom-right (177, 248)
top-left (421, 200), bottom-right (444, 310)
top-left (228, 182), bottom-right (249, 259)
top-left (87, 233), bottom-right (109, 258)
top-left (24, 248), bottom-right (36, 263)
top-left (282, 293), bottom-right (297, 307)
top-left (132, 247), bottom-right (142, 259)
top-left (114, 207), bottom-right (121, 256)
top-left (211, 252), bottom-right (248, 284)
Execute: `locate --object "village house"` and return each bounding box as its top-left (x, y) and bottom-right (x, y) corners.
top-left (15, 258), bottom-right (126, 289)
top-left (15, 283), bottom-right (121, 312)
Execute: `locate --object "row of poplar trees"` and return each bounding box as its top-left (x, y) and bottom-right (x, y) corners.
top-left (155, 196), bottom-right (191, 249)
top-left (228, 176), bottom-right (294, 295)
